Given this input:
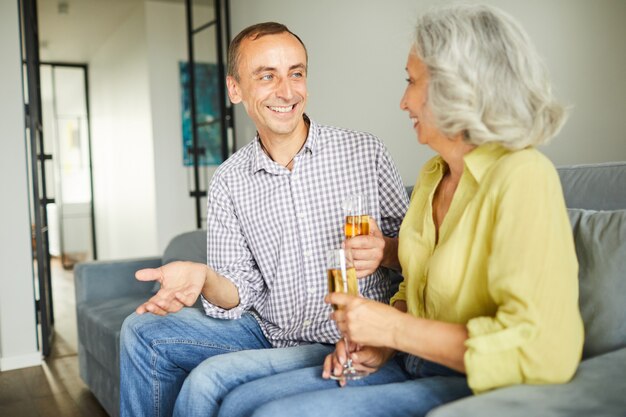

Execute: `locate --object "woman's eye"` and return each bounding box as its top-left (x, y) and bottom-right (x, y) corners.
top-left (405, 78), bottom-right (413, 84)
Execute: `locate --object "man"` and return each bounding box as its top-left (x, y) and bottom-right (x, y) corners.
top-left (119, 22), bottom-right (408, 417)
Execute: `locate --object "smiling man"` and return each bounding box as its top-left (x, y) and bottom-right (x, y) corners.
top-left (227, 29), bottom-right (309, 164)
top-left (119, 22), bottom-right (409, 417)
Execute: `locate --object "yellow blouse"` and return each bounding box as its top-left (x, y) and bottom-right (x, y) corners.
top-left (392, 143), bottom-right (584, 393)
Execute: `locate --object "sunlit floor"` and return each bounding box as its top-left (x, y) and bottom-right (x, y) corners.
top-left (0, 258), bottom-right (109, 416)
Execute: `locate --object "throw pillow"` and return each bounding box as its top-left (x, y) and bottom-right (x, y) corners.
top-left (568, 208), bottom-right (626, 359)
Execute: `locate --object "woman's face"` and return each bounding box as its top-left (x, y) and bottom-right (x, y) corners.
top-left (400, 48), bottom-right (448, 150)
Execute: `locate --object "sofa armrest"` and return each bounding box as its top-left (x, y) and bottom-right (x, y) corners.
top-left (427, 347), bottom-right (626, 417)
top-left (74, 257), bottom-right (162, 304)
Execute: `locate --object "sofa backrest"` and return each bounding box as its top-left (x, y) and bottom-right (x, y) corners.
top-left (557, 162), bottom-right (626, 211)
top-left (163, 230), bottom-right (207, 264)
top-left (168, 162), bottom-right (626, 359)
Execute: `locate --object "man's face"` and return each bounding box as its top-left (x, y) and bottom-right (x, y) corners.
top-left (227, 32), bottom-right (308, 141)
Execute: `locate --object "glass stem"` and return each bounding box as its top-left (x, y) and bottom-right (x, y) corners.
top-left (344, 336), bottom-right (354, 369)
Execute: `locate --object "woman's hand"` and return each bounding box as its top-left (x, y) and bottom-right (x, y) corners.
top-left (326, 293), bottom-right (405, 348)
top-left (322, 340), bottom-right (395, 386)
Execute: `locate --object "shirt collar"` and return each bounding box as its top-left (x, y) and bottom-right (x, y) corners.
top-left (251, 114), bottom-right (318, 175)
top-left (420, 142), bottom-right (511, 186)
top-left (462, 142), bottom-right (511, 183)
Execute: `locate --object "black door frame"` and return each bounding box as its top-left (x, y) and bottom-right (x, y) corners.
top-left (184, 0), bottom-right (235, 228)
top-left (40, 61), bottom-right (98, 263)
top-left (20, 0), bottom-right (54, 357)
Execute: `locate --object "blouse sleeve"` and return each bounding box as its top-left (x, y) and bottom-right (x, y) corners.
top-left (463, 155), bottom-right (583, 393)
top-left (390, 280), bottom-right (407, 306)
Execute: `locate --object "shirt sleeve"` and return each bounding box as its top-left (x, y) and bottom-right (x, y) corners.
top-left (201, 174), bottom-right (267, 319)
top-left (463, 155), bottom-right (582, 393)
top-left (376, 143), bottom-right (409, 237)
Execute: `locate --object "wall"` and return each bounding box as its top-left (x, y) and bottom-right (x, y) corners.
top-left (90, 3), bottom-right (158, 259)
top-left (70, 0), bottom-right (626, 260)
top-left (0, 0), bottom-right (41, 371)
top-left (90, 0), bottom-right (217, 258)
top-left (230, 0), bottom-right (626, 185)
top-left (145, 0), bottom-right (217, 251)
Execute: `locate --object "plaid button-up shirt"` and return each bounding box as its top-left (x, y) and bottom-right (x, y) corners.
top-left (202, 117), bottom-right (409, 347)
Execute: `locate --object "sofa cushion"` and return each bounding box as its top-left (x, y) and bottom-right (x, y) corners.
top-left (76, 295), bottom-right (147, 379)
top-left (568, 208), bottom-right (626, 359)
top-left (427, 347), bottom-right (626, 417)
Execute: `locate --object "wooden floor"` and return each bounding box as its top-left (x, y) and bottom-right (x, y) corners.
top-left (0, 259), bottom-right (109, 417)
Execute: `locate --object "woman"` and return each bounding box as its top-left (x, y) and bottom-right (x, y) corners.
top-left (215, 5), bottom-right (584, 416)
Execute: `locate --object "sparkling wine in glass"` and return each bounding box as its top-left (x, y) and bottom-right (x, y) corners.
top-left (326, 248), bottom-right (369, 380)
top-left (343, 194), bottom-right (370, 239)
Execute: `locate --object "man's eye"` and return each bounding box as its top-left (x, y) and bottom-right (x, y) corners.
top-left (292, 72), bottom-right (304, 78)
top-left (261, 74), bottom-right (273, 81)
top-left (405, 78), bottom-right (413, 84)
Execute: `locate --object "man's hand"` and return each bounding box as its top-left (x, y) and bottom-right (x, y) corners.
top-left (134, 261), bottom-right (207, 315)
top-left (344, 218), bottom-right (385, 278)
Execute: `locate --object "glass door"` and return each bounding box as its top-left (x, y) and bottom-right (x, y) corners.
top-left (40, 64), bottom-right (97, 268)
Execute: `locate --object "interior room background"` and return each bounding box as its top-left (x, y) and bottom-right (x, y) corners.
top-left (1, 0), bottom-right (625, 371)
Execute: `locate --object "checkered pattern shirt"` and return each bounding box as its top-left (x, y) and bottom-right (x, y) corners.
top-left (202, 117), bottom-right (409, 347)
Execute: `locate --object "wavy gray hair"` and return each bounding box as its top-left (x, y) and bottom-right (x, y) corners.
top-left (414, 4), bottom-right (567, 148)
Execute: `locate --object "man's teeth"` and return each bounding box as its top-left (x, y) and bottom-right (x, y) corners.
top-left (269, 105), bottom-right (294, 113)
top-left (411, 117), bottom-right (419, 124)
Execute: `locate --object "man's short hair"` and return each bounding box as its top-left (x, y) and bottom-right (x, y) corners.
top-left (227, 22), bottom-right (308, 81)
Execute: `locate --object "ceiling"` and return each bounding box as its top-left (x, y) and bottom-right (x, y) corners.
top-left (37, 0), bottom-right (205, 63)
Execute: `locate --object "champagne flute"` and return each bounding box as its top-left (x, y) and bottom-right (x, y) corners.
top-left (343, 194), bottom-right (370, 238)
top-left (326, 248), bottom-right (369, 380)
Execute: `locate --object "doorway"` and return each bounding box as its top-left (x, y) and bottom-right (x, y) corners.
top-left (40, 63), bottom-right (97, 269)
top-left (21, 0), bottom-right (97, 356)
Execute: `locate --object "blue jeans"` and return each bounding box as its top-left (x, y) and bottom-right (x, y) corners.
top-left (219, 353), bottom-right (472, 417)
top-left (173, 343), bottom-right (335, 417)
top-left (120, 308), bottom-right (271, 417)
top-left (121, 308), bottom-right (332, 417)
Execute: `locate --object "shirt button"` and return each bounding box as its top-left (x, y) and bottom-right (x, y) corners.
top-left (303, 320), bottom-right (311, 327)
top-left (307, 287), bottom-right (316, 295)
top-left (304, 251), bottom-right (312, 258)
top-left (297, 212), bottom-right (306, 219)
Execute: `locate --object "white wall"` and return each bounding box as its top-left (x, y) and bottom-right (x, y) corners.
top-left (145, 0), bottom-right (216, 251)
top-left (43, 0), bottom-right (626, 261)
top-left (0, 0), bottom-right (41, 370)
top-left (90, 3), bottom-right (158, 259)
top-left (230, 0), bottom-right (626, 185)
top-left (90, 0), bottom-right (218, 258)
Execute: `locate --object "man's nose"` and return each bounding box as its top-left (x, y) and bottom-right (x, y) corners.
top-left (276, 78), bottom-right (293, 100)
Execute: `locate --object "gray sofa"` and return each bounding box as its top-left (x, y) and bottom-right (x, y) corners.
top-left (74, 231), bottom-right (207, 417)
top-left (74, 162), bottom-right (626, 417)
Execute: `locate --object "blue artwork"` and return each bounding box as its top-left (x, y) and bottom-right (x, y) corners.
top-left (180, 62), bottom-right (223, 166)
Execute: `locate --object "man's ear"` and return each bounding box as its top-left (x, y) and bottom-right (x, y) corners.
top-left (226, 76), bottom-right (242, 104)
